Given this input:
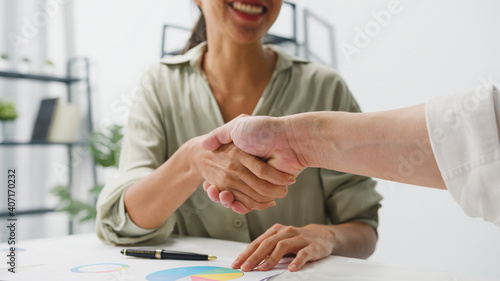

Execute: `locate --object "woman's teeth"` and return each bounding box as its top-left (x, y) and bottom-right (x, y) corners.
top-left (232, 2), bottom-right (264, 15)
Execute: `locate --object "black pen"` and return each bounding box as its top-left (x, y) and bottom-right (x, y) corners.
top-left (120, 249), bottom-right (217, 261)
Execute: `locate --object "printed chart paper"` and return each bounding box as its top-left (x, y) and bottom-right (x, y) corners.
top-left (0, 234), bottom-right (288, 281)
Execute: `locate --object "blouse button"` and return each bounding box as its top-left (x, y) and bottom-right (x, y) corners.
top-left (233, 219), bottom-right (244, 228)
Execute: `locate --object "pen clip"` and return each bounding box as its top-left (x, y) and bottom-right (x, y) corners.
top-left (161, 250), bottom-right (200, 255)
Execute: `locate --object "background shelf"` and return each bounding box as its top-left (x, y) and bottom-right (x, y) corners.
top-left (0, 57), bottom-right (96, 234)
top-left (0, 71), bottom-right (82, 84)
top-left (0, 141), bottom-right (88, 146)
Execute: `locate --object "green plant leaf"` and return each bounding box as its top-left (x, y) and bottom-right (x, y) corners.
top-left (51, 185), bottom-right (97, 222)
top-left (51, 184), bottom-right (71, 200)
top-left (89, 184), bottom-right (104, 196)
top-left (0, 101), bottom-right (18, 121)
top-left (53, 123), bottom-right (123, 222)
top-left (88, 124), bottom-right (123, 167)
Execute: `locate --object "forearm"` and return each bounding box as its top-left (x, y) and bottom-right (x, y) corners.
top-left (327, 221), bottom-right (377, 259)
top-left (124, 139), bottom-right (203, 229)
top-left (286, 105), bottom-right (445, 189)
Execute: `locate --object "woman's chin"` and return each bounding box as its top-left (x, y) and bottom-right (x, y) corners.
top-left (232, 34), bottom-right (266, 45)
top-left (225, 26), bottom-right (269, 46)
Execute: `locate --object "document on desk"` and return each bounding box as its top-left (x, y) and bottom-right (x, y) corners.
top-left (1, 256), bottom-right (287, 281)
top-left (0, 235), bottom-right (289, 281)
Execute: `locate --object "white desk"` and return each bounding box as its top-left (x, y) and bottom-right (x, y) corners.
top-left (0, 234), bottom-right (498, 281)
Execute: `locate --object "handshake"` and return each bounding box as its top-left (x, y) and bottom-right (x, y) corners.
top-left (199, 114), bottom-right (320, 214)
top-left (199, 105), bottom-right (444, 214)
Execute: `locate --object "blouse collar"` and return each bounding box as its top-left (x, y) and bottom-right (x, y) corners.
top-left (160, 41), bottom-right (309, 75)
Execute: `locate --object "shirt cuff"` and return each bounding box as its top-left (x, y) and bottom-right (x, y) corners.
top-left (426, 85), bottom-right (500, 226)
top-left (117, 191), bottom-right (156, 236)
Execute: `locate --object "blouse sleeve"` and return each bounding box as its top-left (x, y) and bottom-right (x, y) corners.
top-left (426, 85), bottom-right (500, 226)
top-left (321, 170), bottom-right (382, 230)
top-left (95, 64), bottom-right (177, 245)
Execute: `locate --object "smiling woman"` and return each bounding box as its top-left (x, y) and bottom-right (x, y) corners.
top-left (196, 0), bottom-right (281, 45)
top-left (231, 2), bottom-right (266, 15)
top-left (96, 0), bottom-right (382, 273)
top-left (184, 0), bottom-right (276, 53)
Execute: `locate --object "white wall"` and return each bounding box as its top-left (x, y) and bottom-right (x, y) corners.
top-left (72, 0), bottom-right (200, 130)
top-left (69, 0), bottom-right (500, 279)
top-left (292, 0), bottom-right (500, 279)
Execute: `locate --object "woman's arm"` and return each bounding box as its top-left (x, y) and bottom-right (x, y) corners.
top-left (123, 138), bottom-right (203, 229)
top-left (327, 221), bottom-right (377, 259)
top-left (125, 137), bottom-right (294, 229)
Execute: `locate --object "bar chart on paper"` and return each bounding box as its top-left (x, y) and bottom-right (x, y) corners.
top-left (146, 266), bottom-right (244, 281)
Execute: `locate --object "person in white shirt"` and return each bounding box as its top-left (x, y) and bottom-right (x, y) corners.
top-left (201, 85), bottom-right (500, 226)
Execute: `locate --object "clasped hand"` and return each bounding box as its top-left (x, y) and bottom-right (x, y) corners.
top-left (200, 115), bottom-right (307, 213)
top-left (193, 139), bottom-right (294, 213)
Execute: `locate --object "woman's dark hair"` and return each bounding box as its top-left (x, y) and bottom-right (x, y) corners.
top-left (182, 14), bottom-right (207, 54)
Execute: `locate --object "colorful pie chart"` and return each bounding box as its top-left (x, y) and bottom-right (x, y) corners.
top-left (146, 266), bottom-right (244, 281)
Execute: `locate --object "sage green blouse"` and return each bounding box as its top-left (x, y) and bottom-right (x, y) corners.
top-left (96, 42), bottom-right (382, 245)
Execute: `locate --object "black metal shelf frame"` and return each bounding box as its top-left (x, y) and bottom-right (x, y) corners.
top-left (0, 58), bottom-right (97, 234)
top-left (0, 71), bottom-right (82, 83)
top-left (0, 208), bottom-right (55, 217)
top-left (0, 141), bottom-right (88, 146)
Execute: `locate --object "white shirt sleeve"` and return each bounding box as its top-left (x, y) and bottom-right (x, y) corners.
top-left (426, 85), bottom-right (500, 226)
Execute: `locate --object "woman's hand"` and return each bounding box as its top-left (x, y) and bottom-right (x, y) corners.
top-left (203, 182), bottom-right (270, 214)
top-left (232, 224), bottom-right (336, 272)
top-left (190, 137), bottom-right (294, 211)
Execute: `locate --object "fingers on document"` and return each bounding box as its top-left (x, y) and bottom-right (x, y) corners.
top-left (232, 224), bottom-right (310, 272)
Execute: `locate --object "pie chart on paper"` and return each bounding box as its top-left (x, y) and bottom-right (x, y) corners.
top-left (146, 266), bottom-right (244, 281)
